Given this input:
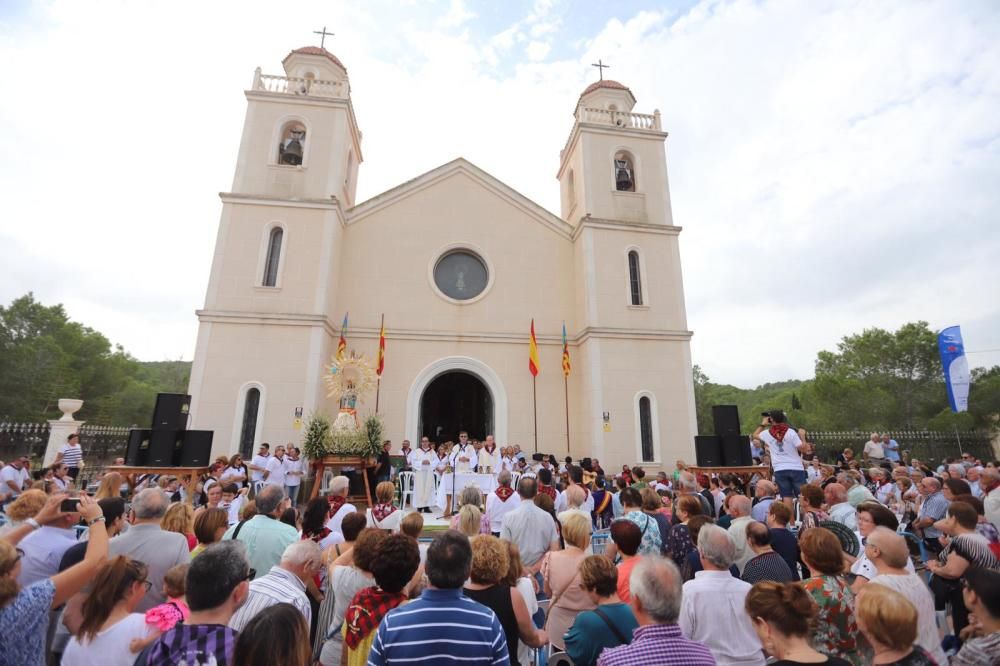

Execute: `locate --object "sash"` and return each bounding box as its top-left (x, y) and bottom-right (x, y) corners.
top-left (494, 486), bottom-right (514, 502)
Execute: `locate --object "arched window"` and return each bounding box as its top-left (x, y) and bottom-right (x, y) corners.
top-left (262, 227), bottom-right (283, 287)
top-left (239, 387), bottom-right (260, 459)
top-left (639, 396), bottom-right (654, 462)
top-left (614, 151), bottom-right (635, 192)
top-left (628, 250), bottom-right (643, 305)
top-left (277, 122), bottom-right (306, 165)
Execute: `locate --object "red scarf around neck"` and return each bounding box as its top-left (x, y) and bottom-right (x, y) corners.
top-left (494, 486), bottom-right (514, 501)
top-left (372, 503), bottom-right (397, 523)
top-left (344, 586), bottom-right (407, 649)
top-left (538, 484), bottom-right (557, 500)
top-left (769, 423), bottom-right (789, 442)
top-left (327, 494), bottom-right (347, 517)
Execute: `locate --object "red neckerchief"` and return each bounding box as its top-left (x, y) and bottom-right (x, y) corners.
top-left (344, 586), bottom-right (407, 649)
top-left (538, 484), bottom-right (557, 500)
top-left (768, 423), bottom-right (789, 442)
top-left (495, 486), bottom-right (514, 501)
top-left (372, 503), bottom-right (397, 523)
top-left (327, 494), bottom-right (346, 517)
top-left (304, 527), bottom-right (331, 543)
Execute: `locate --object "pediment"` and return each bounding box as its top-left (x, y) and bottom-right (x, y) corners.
top-left (346, 158), bottom-right (573, 239)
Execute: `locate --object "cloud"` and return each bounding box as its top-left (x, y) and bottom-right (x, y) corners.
top-left (0, 0), bottom-right (997, 388)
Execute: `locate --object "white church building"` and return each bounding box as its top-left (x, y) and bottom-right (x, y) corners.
top-left (187, 45), bottom-right (697, 472)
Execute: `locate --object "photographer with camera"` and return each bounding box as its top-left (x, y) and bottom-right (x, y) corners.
top-left (752, 410), bottom-right (805, 510)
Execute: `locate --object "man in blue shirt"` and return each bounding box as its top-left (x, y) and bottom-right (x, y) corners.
top-left (370, 530), bottom-right (510, 665)
top-left (881, 433), bottom-right (901, 463)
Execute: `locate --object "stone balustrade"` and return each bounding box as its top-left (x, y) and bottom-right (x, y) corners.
top-left (576, 106), bottom-right (662, 130)
top-left (251, 68), bottom-right (347, 99)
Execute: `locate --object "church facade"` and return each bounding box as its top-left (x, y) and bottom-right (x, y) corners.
top-left (188, 46), bottom-right (697, 472)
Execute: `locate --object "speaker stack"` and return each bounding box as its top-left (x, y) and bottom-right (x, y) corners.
top-left (125, 393), bottom-right (213, 467)
top-left (693, 405), bottom-right (752, 467)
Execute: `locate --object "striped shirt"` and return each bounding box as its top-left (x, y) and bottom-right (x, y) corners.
top-left (597, 624), bottom-right (715, 666)
top-left (228, 565), bottom-right (310, 632)
top-left (59, 443), bottom-right (83, 467)
top-left (369, 587), bottom-right (509, 665)
top-left (145, 623), bottom-right (238, 666)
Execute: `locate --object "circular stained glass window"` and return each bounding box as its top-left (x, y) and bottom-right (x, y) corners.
top-left (434, 250), bottom-right (488, 301)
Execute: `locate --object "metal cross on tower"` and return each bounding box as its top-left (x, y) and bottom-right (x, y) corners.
top-left (591, 59), bottom-right (610, 80)
top-left (313, 26), bottom-right (334, 48)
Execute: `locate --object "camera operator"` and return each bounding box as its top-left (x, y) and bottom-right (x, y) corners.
top-left (752, 410), bottom-right (805, 511)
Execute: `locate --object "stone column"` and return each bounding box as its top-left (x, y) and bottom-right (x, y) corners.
top-left (43, 399), bottom-right (85, 466)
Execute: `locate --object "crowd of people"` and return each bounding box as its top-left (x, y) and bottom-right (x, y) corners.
top-left (1, 413), bottom-right (999, 665)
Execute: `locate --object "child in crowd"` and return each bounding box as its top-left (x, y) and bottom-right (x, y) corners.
top-left (129, 563), bottom-right (190, 654)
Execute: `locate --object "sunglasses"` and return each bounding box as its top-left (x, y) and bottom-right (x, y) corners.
top-left (245, 568), bottom-right (256, 581)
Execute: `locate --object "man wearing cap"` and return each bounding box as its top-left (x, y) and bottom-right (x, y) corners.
top-left (752, 410), bottom-right (804, 510)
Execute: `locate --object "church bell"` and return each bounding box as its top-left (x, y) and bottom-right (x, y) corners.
top-left (615, 159), bottom-right (634, 191)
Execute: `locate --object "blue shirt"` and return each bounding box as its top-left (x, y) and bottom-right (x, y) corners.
top-left (884, 439), bottom-right (900, 462)
top-left (919, 491), bottom-right (949, 539)
top-left (0, 579), bottom-right (56, 666)
top-left (370, 587), bottom-right (509, 665)
top-left (564, 602), bottom-right (638, 666)
top-left (222, 514), bottom-right (297, 578)
top-left (751, 497), bottom-right (775, 523)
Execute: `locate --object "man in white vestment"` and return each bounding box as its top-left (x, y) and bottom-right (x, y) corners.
top-left (410, 437), bottom-right (437, 514)
top-left (478, 435), bottom-right (499, 474)
top-left (450, 432), bottom-right (478, 473)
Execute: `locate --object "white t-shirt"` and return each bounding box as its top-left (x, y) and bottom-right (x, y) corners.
top-left (284, 457), bottom-right (303, 487)
top-left (0, 465), bottom-right (24, 496)
top-left (62, 613), bottom-right (151, 666)
top-left (851, 548), bottom-right (915, 580)
top-left (220, 466), bottom-right (246, 489)
top-left (759, 427), bottom-right (803, 472)
top-left (250, 454), bottom-right (270, 482)
top-left (264, 456), bottom-right (287, 486)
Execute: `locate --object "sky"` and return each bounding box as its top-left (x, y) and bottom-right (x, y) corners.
top-left (1, 0), bottom-right (998, 388)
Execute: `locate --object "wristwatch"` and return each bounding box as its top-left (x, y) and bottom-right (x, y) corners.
top-left (87, 516), bottom-right (106, 526)
top-left (25, 517), bottom-right (41, 530)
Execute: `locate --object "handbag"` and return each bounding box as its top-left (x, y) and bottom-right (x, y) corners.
top-left (543, 559), bottom-right (582, 630)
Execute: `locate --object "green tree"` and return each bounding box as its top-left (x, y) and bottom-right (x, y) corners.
top-left (813, 321), bottom-right (942, 428)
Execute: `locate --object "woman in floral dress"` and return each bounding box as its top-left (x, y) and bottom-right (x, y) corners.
top-left (798, 527), bottom-right (869, 665)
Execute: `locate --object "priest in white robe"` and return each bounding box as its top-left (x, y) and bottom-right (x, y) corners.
top-left (410, 437), bottom-right (437, 513)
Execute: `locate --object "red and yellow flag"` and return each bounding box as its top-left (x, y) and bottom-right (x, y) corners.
top-left (377, 317), bottom-right (386, 376)
top-left (336, 312), bottom-right (348, 361)
top-left (529, 319), bottom-right (540, 377)
top-left (561, 322), bottom-right (571, 377)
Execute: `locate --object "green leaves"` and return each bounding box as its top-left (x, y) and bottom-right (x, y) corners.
top-left (0, 293), bottom-right (190, 424)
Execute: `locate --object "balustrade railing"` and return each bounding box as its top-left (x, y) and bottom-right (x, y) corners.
top-left (252, 69), bottom-right (347, 99)
top-left (577, 107), bottom-right (661, 130)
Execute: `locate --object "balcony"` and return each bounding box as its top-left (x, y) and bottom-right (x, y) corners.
top-left (576, 107), bottom-right (661, 130)
top-left (250, 68), bottom-right (348, 99)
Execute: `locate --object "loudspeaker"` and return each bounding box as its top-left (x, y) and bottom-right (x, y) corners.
top-left (147, 430), bottom-right (184, 466)
top-left (695, 435), bottom-right (723, 467)
top-left (178, 430), bottom-right (214, 467)
top-left (721, 435), bottom-right (753, 467)
top-left (712, 405), bottom-right (741, 437)
top-left (125, 429), bottom-right (151, 466)
top-left (152, 393), bottom-right (191, 431)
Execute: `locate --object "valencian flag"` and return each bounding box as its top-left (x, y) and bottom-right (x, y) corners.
top-left (529, 319), bottom-right (541, 377)
top-left (377, 318), bottom-right (386, 376)
top-left (938, 325), bottom-right (970, 412)
top-left (561, 322), bottom-right (571, 377)
top-left (336, 312), bottom-right (348, 361)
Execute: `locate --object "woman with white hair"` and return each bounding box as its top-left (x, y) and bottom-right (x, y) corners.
top-left (485, 470), bottom-right (521, 537)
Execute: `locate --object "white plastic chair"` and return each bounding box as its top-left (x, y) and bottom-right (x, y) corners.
top-left (398, 471), bottom-right (415, 509)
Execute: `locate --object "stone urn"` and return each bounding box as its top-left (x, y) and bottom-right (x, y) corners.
top-left (57, 399), bottom-right (84, 422)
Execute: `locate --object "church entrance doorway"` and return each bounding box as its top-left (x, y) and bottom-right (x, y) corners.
top-left (419, 371), bottom-right (493, 442)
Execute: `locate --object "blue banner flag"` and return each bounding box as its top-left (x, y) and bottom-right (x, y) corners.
top-left (938, 325), bottom-right (970, 413)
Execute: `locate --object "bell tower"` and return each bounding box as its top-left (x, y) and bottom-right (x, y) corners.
top-left (231, 46), bottom-right (362, 205)
top-left (557, 79), bottom-right (670, 227)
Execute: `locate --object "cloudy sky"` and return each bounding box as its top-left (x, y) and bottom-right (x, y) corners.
top-left (1, 0), bottom-right (998, 388)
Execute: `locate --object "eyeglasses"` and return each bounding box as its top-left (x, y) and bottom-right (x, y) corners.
top-left (245, 568), bottom-right (256, 581)
top-left (142, 580), bottom-right (154, 592)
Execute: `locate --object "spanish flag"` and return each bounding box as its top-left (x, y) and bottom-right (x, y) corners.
top-left (336, 312), bottom-right (348, 361)
top-left (376, 317), bottom-right (386, 376)
top-left (529, 319), bottom-right (540, 377)
top-left (561, 322), bottom-right (571, 377)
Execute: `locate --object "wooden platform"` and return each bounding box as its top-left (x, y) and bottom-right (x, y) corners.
top-left (688, 465), bottom-right (772, 479)
top-left (106, 465), bottom-right (209, 478)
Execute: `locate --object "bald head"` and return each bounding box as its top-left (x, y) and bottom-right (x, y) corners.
top-left (755, 480), bottom-right (776, 498)
top-left (825, 483), bottom-right (847, 504)
top-left (728, 495), bottom-right (752, 518)
top-left (867, 526), bottom-right (909, 569)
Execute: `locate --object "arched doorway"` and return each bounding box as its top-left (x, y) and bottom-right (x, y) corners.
top-left (420, 371), bottom-right (493, 442)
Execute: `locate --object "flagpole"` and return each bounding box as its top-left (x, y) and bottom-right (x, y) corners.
top-left (564, 374), bottom-right (570, 455)
top-left (954, 424), bottom-right (964, 455)
top-left (532, 375), bottom-right (538, 454)
top-left (375, 313), bottom-right (384, 413)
